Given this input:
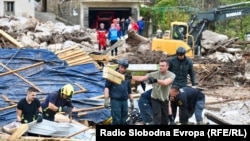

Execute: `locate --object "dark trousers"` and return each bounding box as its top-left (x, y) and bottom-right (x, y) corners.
top-left (110, 40), bottom-right (118, 56)
top-left (151, 98), bottom-right (169, 125)
top-left (110, 98), bottom-right (128, 125)
top-left (138, 90), bottom-right (152, 123)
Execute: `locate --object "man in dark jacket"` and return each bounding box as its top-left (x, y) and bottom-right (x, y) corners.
top-left (169, 47), bottom-right (196, 88)
top-left (169, 85), bottom-right (205, 124)
top-left (104, 59), bottom-right (134, 125)
top-left (41, 84), bottom-right (74, 122)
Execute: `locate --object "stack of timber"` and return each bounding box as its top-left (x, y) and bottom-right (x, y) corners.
top-left (103, 66), bottom-right (125, 85)
top-left (55, 45), bottom-right (101, 68)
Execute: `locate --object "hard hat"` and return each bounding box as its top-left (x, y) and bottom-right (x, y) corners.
top-left (61, 84), bottom-right (74, 98)
top-left (176, 47), bottom-right (186, 56)
top-left (102, 117), bottom-right (112, 125)
top-left (118, 59), bottom-right (129, 68)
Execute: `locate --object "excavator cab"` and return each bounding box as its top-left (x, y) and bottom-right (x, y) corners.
top-left (151, 22), bottom-right (194, 58)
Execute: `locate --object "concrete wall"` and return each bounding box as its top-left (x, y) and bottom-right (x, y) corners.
top-left (0, 0), bottom-right (35, 17)
top-left (45, 0), bottom-right (59, 13)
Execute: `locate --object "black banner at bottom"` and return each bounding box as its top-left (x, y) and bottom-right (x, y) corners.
top-left (96, 125), bottom-right (250, 140)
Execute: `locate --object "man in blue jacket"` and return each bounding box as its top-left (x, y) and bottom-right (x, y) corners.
top-left (108, 23), bottom-right (120, 56)
top-left (169, 85), bottom-right (205, 125)
top-left (104, 59), bottom-right (134, 125)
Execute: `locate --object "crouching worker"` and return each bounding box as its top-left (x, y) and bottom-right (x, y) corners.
top-left (41, 84), bottom-right (74, 122)
top-left (138, 89), bottom-right (153, 125)
top-left (169, 85), bottom-right (205, 125)
top-left (16, 87), bottom-right (43, 123)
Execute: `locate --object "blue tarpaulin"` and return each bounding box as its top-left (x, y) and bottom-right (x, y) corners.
top-left (0, 48), bottom-right (110, 127)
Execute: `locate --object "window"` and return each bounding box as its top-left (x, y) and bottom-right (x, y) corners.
top-left (4, 1), bottom-right (15, 12)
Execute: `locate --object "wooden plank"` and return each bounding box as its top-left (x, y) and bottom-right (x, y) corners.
top-left (68, 58), bottom-right (93, 66)
top-left (60, 51), bottom-right (86, 60)
top-left (90, 54), bottom-right (109, 61)
top-left (103, 73), bottom-right (122, 85)
top-left (74, 83), bottom-right (87, 91)
top-left (8, 124), bottom-right (29, 139)
top-left (0, 62), bottom-right (43, 92)
top-left (0, 104), bottom-right (17, 111)
top-left (67, 55), bottom-right (93, 62)
top-left (57, 49), bottom-right (86, 60)
top-left (55, 45), bottom-right (79, 55)
top-left (74, 105), bottom-right (105, 113)
top-left (0, 29), bottom-right (24, 48)
top-left (64, 126), bottom-right (92, 139)
top-left (67, 56), bottom-right (92, 64)
top-left (103, 67), bottom-right (124, 80)
top-left (0, 62), bottom-right (44, 77)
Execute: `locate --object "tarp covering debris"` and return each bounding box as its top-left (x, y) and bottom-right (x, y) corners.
top-left (0, 48), bottom-right (110, 127)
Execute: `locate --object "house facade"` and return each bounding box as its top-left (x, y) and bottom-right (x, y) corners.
top-left (0, 0), bottom-right (35, 17)
top-left (43, 0), bottom-right (142, 29)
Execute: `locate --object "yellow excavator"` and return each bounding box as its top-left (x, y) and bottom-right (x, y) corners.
top-left (151, 1), bottom-right (250, 58)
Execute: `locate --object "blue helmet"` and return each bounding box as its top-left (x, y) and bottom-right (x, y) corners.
top-left (176, 47), bottom-right (186, 56)
top-left (118, 59), bottom-right (129, 68)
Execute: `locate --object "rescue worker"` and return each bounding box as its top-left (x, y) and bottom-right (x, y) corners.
top-left (169, 85), bottom-right (205, 125)
top-left (97, 23), bottom-right (107, 52)
top-left (132, 59), bottom-right (175, 125)
top-left (41, 84), bottom-right (74, 122)
top-left (169, 47), bottom-right (196, 88)
top-left (104, 59), bottom-right (134, 125)
top-left (138, 89), bottom-right (153, 125)
top-left (16, 87), bottom-right (43, 123)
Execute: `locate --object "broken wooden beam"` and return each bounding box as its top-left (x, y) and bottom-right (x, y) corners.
top-left (0, 62), bottom-right (43, 92)
top-left (0, 29), bottom-right (24, 48)
top-left (0, 61), bottom-right (44, 77)
top-left (8, 124), bottom-right (29, 139)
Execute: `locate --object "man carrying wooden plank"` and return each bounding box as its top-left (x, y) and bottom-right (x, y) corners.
top-left (103, 59), bottom-right (134, 125)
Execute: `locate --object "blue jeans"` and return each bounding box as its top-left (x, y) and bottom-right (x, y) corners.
top-left (110, 99), bottom-right (128, 125)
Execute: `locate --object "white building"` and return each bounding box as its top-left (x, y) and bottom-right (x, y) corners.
top-left (0, 0), bottom-right (35, 17)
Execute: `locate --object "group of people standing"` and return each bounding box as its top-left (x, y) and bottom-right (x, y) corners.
top-left (96, 16), bottom-right (145, 56)
top-left (103, 46), bottom-right (205, 125)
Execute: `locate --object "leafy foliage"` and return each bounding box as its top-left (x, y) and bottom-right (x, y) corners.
top-left (139, 0), bottom-right (250, 40)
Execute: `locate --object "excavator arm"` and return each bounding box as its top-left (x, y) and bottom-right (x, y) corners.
top-left (189, 2), bottom-right (250, 54)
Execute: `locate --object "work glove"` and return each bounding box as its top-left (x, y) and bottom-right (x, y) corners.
top-left (104, 97), bottom-right (110, 108)
top-left (148, 77), bottom-right (157, 84)
top-left (36, 112), bottom-right (43, 123)
top-left (125, 74), bottom-right (132, 80)
top-left (168, 115), bottom-right (175, 125)
top-left (58, 106), bottom-right (72, 114)
top-left (130, 99), bottom-right (134, 111)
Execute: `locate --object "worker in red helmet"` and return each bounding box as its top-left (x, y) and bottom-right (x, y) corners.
top-left (41, 84), bottom-right (74, 122)
top-left (104, 59), bottom-right (134, 125)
